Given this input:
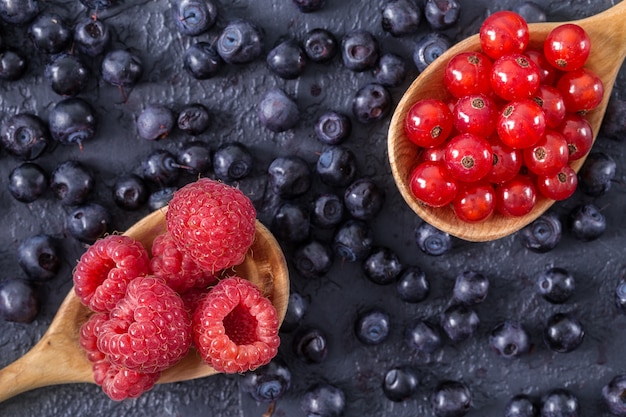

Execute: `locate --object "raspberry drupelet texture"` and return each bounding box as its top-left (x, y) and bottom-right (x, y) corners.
top-left (92, 359), bottom-right (160, 401)
top-left (192, 276), bottom-right (280, 373)
top-left (166, 178), bottom-right (257, 273)
top-left (79, 312), bottom-right (108, 363)
top-left (73, 234), bottom-right (151, 313)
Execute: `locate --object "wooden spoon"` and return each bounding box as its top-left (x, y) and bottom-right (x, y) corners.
top-left (388, 2), bottom-right (626, 242)
top-left (0, 207), bottom-right (290, 402)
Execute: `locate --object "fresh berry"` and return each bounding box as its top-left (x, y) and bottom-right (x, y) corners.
top-left (495, 175), bottom-right (537, 217)
top-left (112, 174), bottom-right (149, 210)
top-left (405, 319), bottom-right (442, 354)
top-left (281, 292), bottom-right (308, 332)
top-left (536, 267), bottom-right (575, 304)
top-left (352, 82), bottom-right (391, 124)
top-left (355, 309), bottom-right (390, 345)
top-left (300, 383), bottom-right (345, 417)
top-left (504, 394), bottom-right (538, 417)
top-left (0, 0), bottom-right (39, 24)
top-left (341, 30), bottom-right (379, 72)
top-left (266, 37), bottom-right (306, 79)
top-left (45, 53), bottom-right (89, 96)
top-left (452, 270), bottom-right (489, 305)
top-left (444, 133), bottom-right (493, 182)
top-left (73, 17), bottom-right (111, 57)
top-left (271, 201), bottom-right (310, 243)
top-left (216, 19), bottom-right (264, 65)
top-left (240, 358), bottom-right (292, 403)
top-left (293, 326), bottom-right (328, 363)
top-left (101, 49), bottom-right (143, 89)
top-left (413, 32), bottom-right (451, 72)
top-left (569, 203), bottom-right (606, 241)
top-left (65, 203), bottom-right (111, 243)
top-left (183, 42), bottom-right (223, 79)
top-left (344, 177), bottom-right (385, 220)
top-left (213, 142), bottom-right (253, 182)
top-left (172, 0), bottom-right (218, 36)
top-left (440, 304), bottom-right (480, 343)
top-left (578, 151), bottom-right (616, 196)
top-left (381, 0), bottom-right (421, 36)
top-left (523, 130), bottom-right (569, 176)
top-left (50, 160), bottom-right (94, 206)
top-left (28, 13), bottom-right (72, 54)
top-left (617, 280), bottom-right (626, 314)
top-left (497, 99), bottom-right (546, 149)
top-left (409, 161), bottom-right (458, 207)
top-left (79, 312), bottom-right (108, 363)
top-left (415, 222), bottom-right (452, 256)
top-left (177, 103), bottom-right (210, 135)
top-left (316, 145), bottom-right (358, 187)
top-left (333, 219), bottom-right (373, 262)
top-left (444, 52), bottom-right (493, 99)
top-left (0, 49), bottom-right (27, 81)
top-left (48, 97), bottom-right (98, 147)
top-left (373, 53), bottom-right (407, 87)
top-left (452, 94), bottom-right (498, 137)
top-left (479, 10), bottom-right (529, 60)
top-left (382, 366), bottom-right (419, 402)
top-left (148, 187), bottom-right (177, 210)
top-left (0, 278), bottom-right (39, 323)
top-left (424, 0), bottom-right (460, 30)
top-left (92, 359), bottom-right (160, 401)
top-left (489, 320), bottom-right (531, 358)
top-left (536, 164), bottom-right (578, 201)
top-left (452, 181), bottom-right (496, 223)
top-left (311, 193), bottom-right (345, 229)
top-left (396, 266), bottom-right (430, 303)
top-left (0, 113), bottom-right (50, 160)
top-left (363, 247), bottom-right (403, 285)
top-left (430, 380), bottom-right (472, 417)
top-left (602, 375), bottom-right (626, 416)
top-left (519, 212), bottom-right (562, 253)
top-left (293, 239), bottom-right (333, 279)
top-left (136, 104), bottom-right (175, 141)
top-left (140, 149), bottom-right (184, 186)
top-left (302, 28), bottom-right (337, 63)
top-left (490, 54), bottom-right (540, 101)
top-left (257, 88), bottom-right (299, 132)
top-left (556, 67), bottom-right (604, 113)
top-left (177, 141), bottom-right (212, 175)
top-left (267, 155), bottom-right (311, 198)
top-left (315, 111), bottom-right (352, 145)
top-left (405, 98), bottom-right (454, 148)
top-left (544, 24), bottom-right (590, 71)
top-left (8, 162), bottom-right (48, 203)
top-left (17, 234), bottom-right (61, 282)
top-left (543, 312), bottom-right (584, 353)
top-left (539, 388), bottom-right (579, 417)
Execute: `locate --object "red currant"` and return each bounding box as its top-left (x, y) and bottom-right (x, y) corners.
top-left (452, 181), bottom-right (496, 223)
top-left (452, 93), bottom-right (498, 137)
top-left (536, 164), bottom-right (578, 200)
top-left (497, 99), bottom-right (546, 149)
top-left (556, 113), bottom-right (594, 161)
top-left (490, 54), bottom-right (541, 101)
top-left (405, 99), bottom-right (454, 148)
top-left (556, 67), bottom-right (604, 113)
top-left (532, 85), bottom-right (566, 128)
top-left (409, 161), bottom-right (458, 207)
top-left (523, 130), bottom-right (569, 176)
top-left (418, 143), bottom-right (446, 164)
top-left (485, 135), bottom-right (522, 184)
top-left (479, 10), bottom-right (529, 60)
top-left (444, 133), bottom-right (493, 182)
top-left (524, 49), bottom-right (560, 86)
top-left (444, 51), bottom-right (493, 98)
top-left (543, 23), bottom-right (591, 71)
top-left (495, 175), bottom-right (537, 217)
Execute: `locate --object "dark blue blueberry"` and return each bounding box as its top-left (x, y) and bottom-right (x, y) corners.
top-left (615, 280), bottom-right (626, 313)
top-left (355, 308), bottom-right (390, 345)
top-left (540, 389), bottom-right (579, 417)
top-left (50, 160), bottom-right (94, 206)
top-left (519, 213), bottom-right (562, 253)
top-left (112, 174), bottom-right (148, 210)
top-left (344, 177), bottom-right (385, 220)
top-left (281, 292), bottom-right (308, 332)
top-left (266, 38), bottom-right (307, 79)
top-left (489, 321), bottom-right (531, 359)
top-left (45, 53), bottom-right (89, 96)
top-left (373, 53), bottom-right (407, 87)
top-left (440, 304), bottom-right (480, 343)
top-left (293, 327), bottom-right (328, 363)
top-left (352, 82), bottom-right (391, 124)
top-left (333, 219), bottom-right (373, 262)
top-left (217, 19), bottom-right (264, 65)
top-left (396, 266), bottom-right (430, 303)
top-left (413, 32), bottom-right (451, 73)
top-left (17, 234), bottom-right (60, 282)
top-left (0, 0), bottom-right (39, 24)
top-left (257, 88), bottom-right (299, 132)
top-left (292, 0), bottom-right (325, 13)
top-left (136, 104), bottom-right (175, 141)
top-left (183, 42), bottom-right (223, 79)
top-left (381, 0), bottom-right (421, 36)
top-left (65, 203), bottom-right (111, 243)
top-left (536, 267), bottom-right (575, 304)
top-left (311, 193), bottom-right (344, 229)
top-left (28, 13), bottom-right (72, 54)
top-left (569, 203), bottom-right (606, 241)
top-left (172, 0), bottom-right (218, 36)
top-left (303, 28), bottom-right (337, 63)
top-left (141, 149), bottom-right (184, 186)
top-left (148, 187), bottom-right (177, 211)
top-left (341, 29), bottom-right (379, 72)
top-left (177, 103), bottom-right (210, 135)
top-left (363, 246), bottom-right (402, 285)
top-left (101, 49), bottom-right (143, 88)
top-left (382, 366), bottom-right (419, 402)
top-left (300, 383), bottom-right (345, 417)
top-left (315, 111), bottom-right (351, 145)
top-left (600, 96), bottom-right (626, 141)
top-left (430, 380), bottom-right (472, 417)
top-left (405, 320), bottom-right (442, 354)
top-left (73, 18), bottom-right (111, 57)
top-left (240, 358), bottom-right (292, 403)
top-left (602, 375), bottom-right (626, 416)
top-left (578, 152), bottom-right (616, 196)
top-left (504, 394), bottom-right (538, 417)
top-left (0, 49), bottom-right (27, 81)
top-left (267, 155), bottom-right (311, 198)
top-left (177, 141), bottom-right (212, 175)
top-left (293, 240), bottom-right (333, 279)
top-left (0, 113), bottom-right (49, 160)
top-left (79, 0), bottom-right (116, 9)
top-left (316, 146), bottom-right (358, 187)
top-left (272, 202), bottom-right (310, 243)
top-left (424, 0), bottom-right (461, 30)
top-left (543, 313), bottom-right (584, 353)
top-left (8, 162), bottom-right (48, 203)
top-left (415, 222), bottom-right (452, 256)
top-left (48, 97), bottom-right (97, 147)
top-left (0, 278), bottom-right (39, 323)
top-left (452, 270), bottom-right (489, 305)
top-left (514, 1), bottom-right (547, 23)
top-left (213, 142), bottom-right (253, 181)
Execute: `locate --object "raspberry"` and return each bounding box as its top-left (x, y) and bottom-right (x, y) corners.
top-left (92, 359), bottom-right (160, 401)
top-left (97, 275), bottom-right (192, 373)
top-left (150, 231), bottom-right (218, 293)
top-left (79, 312), bottom-right (108, 363)
top-left (73, 234), bottom-right (150, 313)
top-left (193, 276), bottom-right (280, 373)
top-left (166, 178), bottom-right (257, 273)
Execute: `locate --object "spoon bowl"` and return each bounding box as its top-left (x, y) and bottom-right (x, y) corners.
top-left (388, 2), bottom-right (626, 242)
top-left (0, 207), bottom-right (290, 402)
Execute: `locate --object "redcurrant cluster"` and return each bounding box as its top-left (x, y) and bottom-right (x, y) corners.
top-left (405, 11), bottom-right (602, 223)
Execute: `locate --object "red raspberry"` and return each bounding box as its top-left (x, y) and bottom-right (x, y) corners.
top-left (79, 312), bottom-right (108, 363)
top-left (73, 235), bottom-right (150, 313)
top-left (166, 178), bottom-right (257, 273)
top-left (92, 359), bottom-right (160, 401)
top-left (150, 232), bottom-right (218, 293)
top-left (97, 275), bottom-right (192, 373)
top-left (193, 276), bottom-right (280, 373)
top-left (180, 286), bottom-right (210, 314)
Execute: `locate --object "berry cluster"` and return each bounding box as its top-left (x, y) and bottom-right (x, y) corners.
top-left (406, 10), bottom-right (602, 223)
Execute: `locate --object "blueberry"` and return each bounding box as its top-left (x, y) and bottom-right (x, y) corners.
top-left (112, 174), bottom-right (148, 210)
top-left (333, 219), bottom-right (373, 262)
top-left (272, 202), bottom-right (310, 243)
top-left (101, 49), bottom-right (143, 88)
top-left (440, 304), bottom-right (480, 343)
top-left (217, 19), bottom-right (264, 65)
top-left (257, 88), bottom-right (299, 132)
top-left (373, 53), bottom-right (407, 87)
top-left (341, 29), bottom-right (379, 72)
top-left (616, 280), bottom-right (626, 313)
top-left (293, 327), bottom-right (328, 363)
top-left (363, 247), bottom-right (402, 285)
top-left (0, 278), bottom-right (39, 323)
top-left (183, 42), bottom-right (223, 79)
top-left (79, 0), bottom-right (116, 9)
top-left (569, 203), bottom-right (606, 241)
top-left (540, 388), bottom-right (579, 417)
top-left (65, 203), bottom-right (110, 243)
top-left (602, 375), bottom-right (626, 416)
top-left (315, 111), bottom-right (352, 146)
top-left (519, 213), bottom-right (562, 253)
top-left (141, 149), bottom-right (183, 186)
top-left (266, 38), bottom-right (307, 79)
top-left (355, 308), bottom-right (390, 345)
top-left (504, 394), bottom-right (538, 417)
top-left (430, 380), bottom-right (472, 417)
top-left (213, 142), bottom-right (253, 181)
top-left (177, 103), bottom-right (210, 135)
top-left (0, 0), bottom-right (39, 24)
top-left (601, 96), bottom-right (626, 141)
top-left (17, 234), bottom-right (61, 282)
top-left (452, 270), bottom-right (489, 305)
top-left (48, 97), bottom-right (97, 147)
top-left (424, 0), bottom-right (461, 30)
top-left (177, 141), bottom-right (212, 175)
top-left (50, 160), bottom-right (94, 206)
top-left (8, 162), bottom-right (48, 203)
top-left (578, 151), bottom-right (616, 196)
top-left (514, 1), bottom-right (547, 23)
top-left (405, 319), bottom-right (442, 354)
top-left (148, 187), bottom-right (177, 210)
top-left (413, 32), bottom-right (451, 73)
top-left (303, 28), bottom-right (338, 63)
top-left (352, 82), bottom-right (391, 124)
top-left (45, 53), bottom-right (89, 96)
top-left (0, 113), bottom-right (49, 160)
top-left (0, 49), bottom-right (27, 81)
top-left (73, 18), bottom-right (111, 57)
top-left (415, 222), bottom-right (452, 256)
top-left (281, 292), bottom-right (308, 332)
top-left (311, 193), bottom-right (345, 229)
top-left (292, 0), bottom-right (325, 13)
top-left (267, 155), bottom-right (311, 198)
top-left (240, 358), bottom-right (292, 403)
top-left (293, 240), bottom-right (333, 279)
top-left (396, 266), bottom-right (430, 303)
top-left (536, 267), bottom-right (575, 304)
top-left (316, 146), bottom-right (358, 187)
top-left (136, 104), bottom-right (175, 141)
top-left (344, 177), bottom-right (385, 220)
top-left (543, 313), bottom-right (584, 353)
top-left (28, 13), bottom-right (72, 54)
top-left (382, 366), bottom-right (419, 402)
top-left (172, 0), bottom-right (218, 36)
top-left (489, 321), bottom-right (531, 359)
top-left (381, 0), bottom-right (421, 36)
top-left (300, 383), bottom-right (345, 417)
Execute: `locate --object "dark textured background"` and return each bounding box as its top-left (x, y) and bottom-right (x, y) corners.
top-left (1, 0), bottom-right (625, 416)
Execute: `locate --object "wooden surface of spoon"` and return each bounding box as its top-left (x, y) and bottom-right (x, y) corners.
top-left (388, 1), bottom-right (626, 242)
top-left (0, 208), bottom-right (290, 402)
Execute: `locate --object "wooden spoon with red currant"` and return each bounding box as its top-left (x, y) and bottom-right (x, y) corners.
top-left (388, 2), bottom-right (626, 242)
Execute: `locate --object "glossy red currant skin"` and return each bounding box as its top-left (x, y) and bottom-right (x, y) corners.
top-left (495, 175), bottom-right (537, 217)
top-left (485, 136), bottom-right (522, 184)
top-left (405, 99), bottom-right (454, 148)
top-left (533, 85), bottom-right (566, 128)
top-left (444, 51), bottom-right (493, 98)
top-left (544, 23), bottom-right (591, 71)
top-left (556, 67), bottom-right (604, 113)
top-left (452, 94), bottom-right (498, 137)
top-left (490, 54), bottom-right (541, 101)
top-left (497, 99), bottom-right (546, 149)
top-left (444, 133), bottom-right (493, 182)
top-left (418, 144), bottom-right (446, 164)
top-left (557, 113), bottom-right (593, 161)
top-left (479, 10), bottom-right (529, 60)
top-left (523, 130), bottom-right (569, 176)
top-left (453, 181), bottom-right (496, 223)
top-left (524, 49), bottom-right (560, 85)
top-left (537, 164), bottom-right (578, 200)
top-left (409, 161), bottom-right (458, 207)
